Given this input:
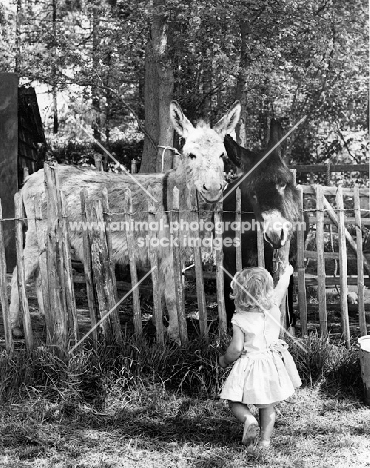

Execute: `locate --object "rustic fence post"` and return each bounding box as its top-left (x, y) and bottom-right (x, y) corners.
top-left (87, 198), bottom-right (123, 346)
top-left (296, 185), bottom-right (308, 335)
top-left (23, 166), bottom-right (29, 183)
top-left (131, 159), bottom-right (137, 174)
top-left (336, 185), bottom-right (350, 348)
top-left (124, 189), bottom-right (142, 336)
top-left (44, 164), bottom-right (68, 353)
top-left (315, 185), bottom-right (328, 337)
top-left (170, 187), bottom-right (188, 345)
top-left (34, 193), bottom-right (50, 327)
top-left (59, 191), bottom-right (78, 345)
top-left (187, 187), bottom-right (207, 340)
top-left (94, 154), bottom-right (103, 171)
top-left (257, 223), bottom-right (265, 268)
top-left (14, 192), bottom-right (34, 352)
top-left (148, 200), bottom-right (165, 345)
top-left (354, 185), bottom-right (367, 336)
top-left (214, 199), bottom-right (227, 336)
top-left (101, 188), bottom-right (119, 301)
top-left (235, 188), bottom-right (242, 272)
top-left (80, 190), bottom-right (98, 347)
top-left (0, 199), bottom-right (14, 353)
top-left (273, 239), bottom-right (291, 336)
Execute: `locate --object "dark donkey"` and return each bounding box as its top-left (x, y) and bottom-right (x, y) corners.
top-left (222, 120), bottom-right (301, 325)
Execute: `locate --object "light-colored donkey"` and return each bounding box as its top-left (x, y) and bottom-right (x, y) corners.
top-left (10, 100), bottom-right (241, 340)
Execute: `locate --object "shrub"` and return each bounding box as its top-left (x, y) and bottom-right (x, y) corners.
top-left (287, 333), bottom-right (362, 396)
top-left (0, 332), bottom-right (363, 409)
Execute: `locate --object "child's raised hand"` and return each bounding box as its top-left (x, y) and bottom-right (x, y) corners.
top-left (285, 264), bottom-right (294, 276)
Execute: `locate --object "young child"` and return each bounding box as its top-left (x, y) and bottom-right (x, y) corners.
top-left (219, 265), bottom-right (301, 449)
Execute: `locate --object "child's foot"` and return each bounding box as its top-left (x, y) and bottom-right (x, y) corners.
top-left (258, 440), bottom-right (271, 450)
top-left (242, 415), bottom-right (259, 447)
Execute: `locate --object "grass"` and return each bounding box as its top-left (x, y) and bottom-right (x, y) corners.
top-left (0, 334), bottom-right (369, 467)
top-left (0, 387), bottom-right (369, 467)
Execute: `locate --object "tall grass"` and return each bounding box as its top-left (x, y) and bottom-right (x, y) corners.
top-left (0, 332), bottom-right (363, 411)
top-left (287, 332), bottom-right (362, 396)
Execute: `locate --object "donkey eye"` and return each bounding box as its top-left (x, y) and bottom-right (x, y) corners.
top-left (188, 153), bottom-right (196, 159)
top-left (220, 152), bottom-right (226, 158)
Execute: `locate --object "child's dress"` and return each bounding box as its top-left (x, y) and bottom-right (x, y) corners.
top-left (220, 302), bottom-right (301, 405)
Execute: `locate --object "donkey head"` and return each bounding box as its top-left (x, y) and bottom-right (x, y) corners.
top-left (224, 121), bottom-right (299, 249)
top-left (170, 101), bottom-right (241, 202)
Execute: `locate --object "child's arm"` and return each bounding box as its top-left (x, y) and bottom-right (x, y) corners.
top-left (219, 325), bottom-right (244, 368)
top-left (273, 264), bottom-right (294, 306)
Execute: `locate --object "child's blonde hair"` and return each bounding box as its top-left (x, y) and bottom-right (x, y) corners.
top-left (230, 267), bottom-right (274, 311)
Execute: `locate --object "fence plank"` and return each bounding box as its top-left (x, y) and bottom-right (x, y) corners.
top-left (60, 191), bottom-right (78, 344)
top-left (187, 187), bottom-right (207, 340)
top-left (304, 250), bottom-right (359, 260)
top-left (14, 192), bottom-right (34, 352)
top-left (257, 223), bottom-right (265, 268)
top-left (273, 241), bottom-right (291, 336)
top-left (235, 188), bottom-right (242, 272)
top-left (88, 198), bottom-right (123, 346)
top-left (322, 196), bottom-right (370, 276)
top-left (290, 164), bottom-right (368, 173)
top-left (101, 188), bottom-right (119, 302)
top-left (34, 193), bottom-right (50, 327)
top-left (44, 164), bottom-right (68, 353)
top-left (302, 185), bottom-right (369, 196)
top-left (336, 186), bottom-right (350, 347)
top-left (80, 190), bottom-right (98, 346)
top-left (215, 199), bottom-right (227, 335)
top-left (0, 199), bottom-right (13, 353)
top-left (94, 154), bottom-right (103, 171)
top-left (170, 188), bottom-right (187, 345)
top-left (315, 185), bottom-right (328, 336)
top-left (354, 185), bottom-right (367, 336)
top-left (297, 186), bottom-right (307, 336)
top-left (124, 189), bottom-right (142, 336)
top-left (304, 216), bottom-right (370, 226)
top-left (148, 201), bottom-right (165, 345)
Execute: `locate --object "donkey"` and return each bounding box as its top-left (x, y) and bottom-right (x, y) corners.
top-left (10, 100), bottom-right (241, 340)
top-left (222, 120), bottom-right (301, 323)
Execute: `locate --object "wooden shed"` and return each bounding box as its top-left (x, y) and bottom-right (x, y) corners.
top-left (0, 73), bottom-right (45, 271)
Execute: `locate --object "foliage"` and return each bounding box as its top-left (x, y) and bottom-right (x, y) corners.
top-left (0, 0), bottom-right (367, 165)
top-left (0, 332), bottom-right (363, 406)
top-left (287, 333), bottom-right (362, 395)
top-left (47, 138), bottom-right (143, 169)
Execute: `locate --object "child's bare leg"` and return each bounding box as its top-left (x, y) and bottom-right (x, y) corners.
top-left (229, 401), bottom-right (258, 446)
top-left (256, 404), bottom-right (276, 446)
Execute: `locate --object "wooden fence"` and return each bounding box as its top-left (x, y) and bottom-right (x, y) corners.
top-left (0, 164), bottom-right (233, 353)
top-left (0, 164), bottom-right (369, 353)
top-left (298, 184), bottom-right (370, 347)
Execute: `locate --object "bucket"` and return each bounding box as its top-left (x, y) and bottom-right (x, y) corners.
top-left (358, 336), bottom-right (370, 406)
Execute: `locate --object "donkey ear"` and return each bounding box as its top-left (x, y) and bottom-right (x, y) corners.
top-left (224, 135), bottom-right (242, 168)
top-left (224, 135), bottom-right (255, 170)
top-left (170, 101), bottom-right (194, 138)
top-left (213, 101), bottom-right (241, 136)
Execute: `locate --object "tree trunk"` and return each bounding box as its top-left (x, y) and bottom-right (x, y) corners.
top-left (52, 0), bottom-right (58, 134)
top-left (140, 0), bottom-right (174, 174)
top-left (235, 20), bottom-right (249, 147)
top-left (15, 0), bottom-right (22, 74)
top-left (92, 4), bottom-right (101, 147)
top-left (140, 41), bottom-right (159, 173)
